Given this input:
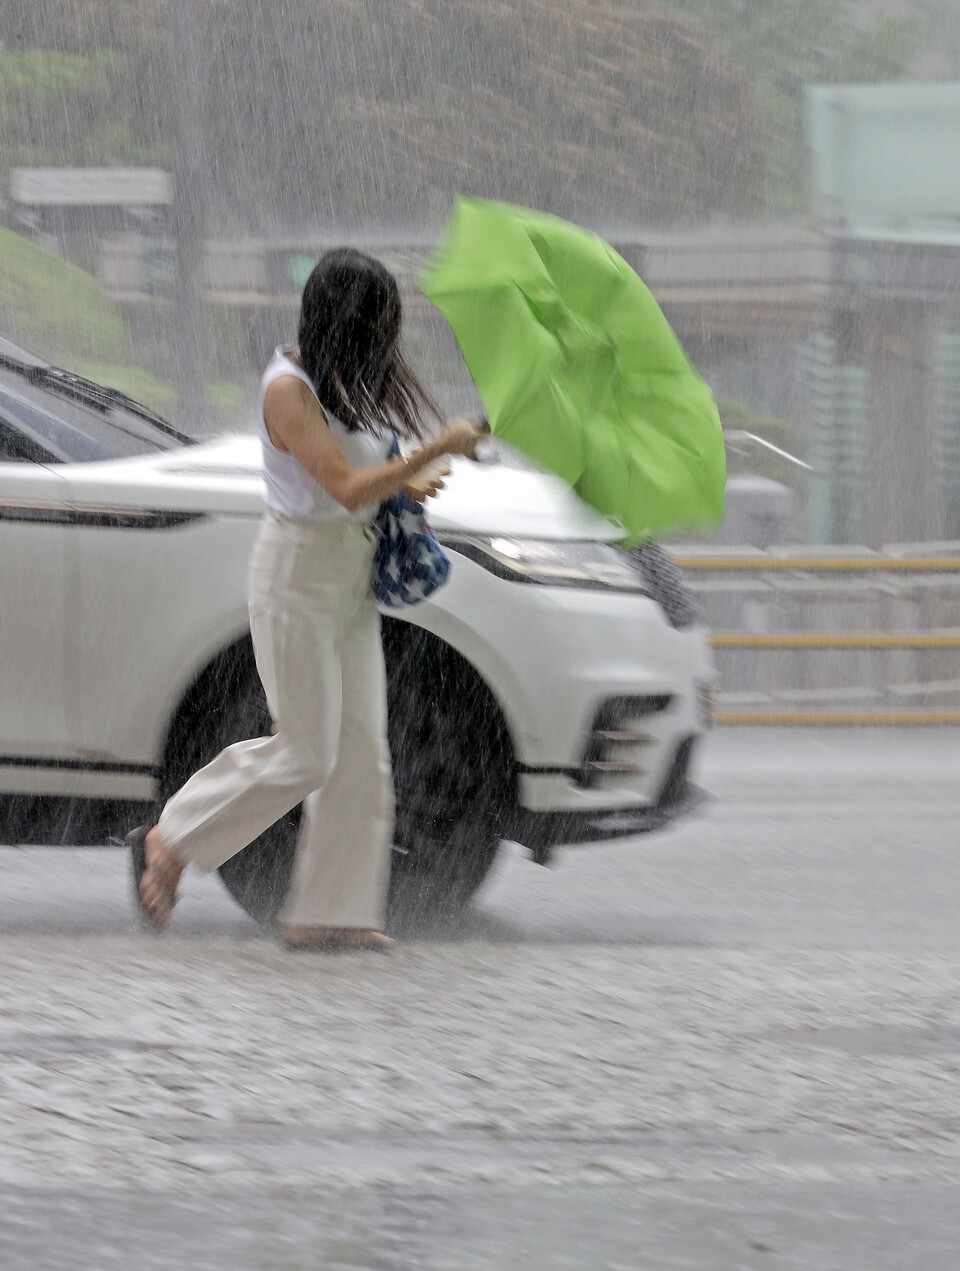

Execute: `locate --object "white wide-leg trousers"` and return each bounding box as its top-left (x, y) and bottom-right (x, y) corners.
top-left (157, 512), bottom-right (394, 929)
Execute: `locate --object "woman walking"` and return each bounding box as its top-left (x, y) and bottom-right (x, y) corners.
top-left (129, 249), bottom-right (480, 950)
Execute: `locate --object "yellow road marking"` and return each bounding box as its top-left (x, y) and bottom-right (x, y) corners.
top-left (673, 557), bottom-right (960, 572)
top-left (710, 633), bottom-right (960, 649)
top-left (716, 711), bottom-right (960, 725)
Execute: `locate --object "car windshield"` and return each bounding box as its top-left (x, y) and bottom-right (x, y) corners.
top-left (0, 352), bottom-right (194, 464)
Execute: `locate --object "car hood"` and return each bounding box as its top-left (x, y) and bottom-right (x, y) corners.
top-left (62, 433), bottom-right (622, 542)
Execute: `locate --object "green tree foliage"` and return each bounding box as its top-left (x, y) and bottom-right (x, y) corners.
top-left (195, 0), bottom-right (765, 226)
top-left (0, 0), bottom-right (922, 229)
top-left (0, 226), bottom-right (241, 414)
top-left (0, 49), bottom-right (122, 166)
top-left (2, 0), bottom-right (758, 227)
top-left (0, 3), bottom-right (168, 166)
top-left (0, 224), bottom-right (129, 361)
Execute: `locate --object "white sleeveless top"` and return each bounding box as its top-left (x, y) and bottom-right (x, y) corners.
top-left (258, 346), bottom-right (392, 523)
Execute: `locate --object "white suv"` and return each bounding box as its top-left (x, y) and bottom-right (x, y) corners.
top-left (0, 339), bottom-right (715, 921)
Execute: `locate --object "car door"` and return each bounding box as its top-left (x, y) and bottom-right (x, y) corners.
top-left (0, 451), bottom-right (74, 773)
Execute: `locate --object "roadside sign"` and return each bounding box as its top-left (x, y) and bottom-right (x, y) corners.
top-left (9, 168), bottom-right (174, 207)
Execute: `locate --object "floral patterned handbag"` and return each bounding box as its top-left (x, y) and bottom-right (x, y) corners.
top-left (371, 438), bottom-right (451, 607)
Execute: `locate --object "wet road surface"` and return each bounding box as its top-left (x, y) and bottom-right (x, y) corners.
top-left (1, 728), bottom-right (959, 1268)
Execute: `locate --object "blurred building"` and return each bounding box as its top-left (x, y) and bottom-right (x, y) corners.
top-left (802, 82), bottom-right (960, 545)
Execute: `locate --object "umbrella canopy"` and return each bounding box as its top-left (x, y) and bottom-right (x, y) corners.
top-left (419, 197), bottom-right (726, 542)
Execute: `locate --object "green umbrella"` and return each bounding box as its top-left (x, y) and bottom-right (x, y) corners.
top-left (419, 197), bottom-right (725, 542)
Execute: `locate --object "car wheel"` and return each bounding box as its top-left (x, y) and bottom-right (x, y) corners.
top-left (166, 631), bottom-right (512, 927)
top-left (387, 717), bottom-right (502, 929)
top-left (384, 622), bottom-right (511, 927)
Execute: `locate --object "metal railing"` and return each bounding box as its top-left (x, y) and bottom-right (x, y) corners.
top-left (673, 548), bottom-right (960, 724)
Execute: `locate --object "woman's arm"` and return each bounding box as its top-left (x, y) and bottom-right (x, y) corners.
top-left (264, 377), bottom-right (479, 513)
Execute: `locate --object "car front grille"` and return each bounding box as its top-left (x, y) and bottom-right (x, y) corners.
top-left (625, 542), bottom-right (701, 629)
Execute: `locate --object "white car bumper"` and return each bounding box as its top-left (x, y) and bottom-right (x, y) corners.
top-left (401, 551), bottom-right (716, 818)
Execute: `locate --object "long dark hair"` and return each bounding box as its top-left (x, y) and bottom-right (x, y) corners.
top-left (296, 248), bottom-right (439, 441)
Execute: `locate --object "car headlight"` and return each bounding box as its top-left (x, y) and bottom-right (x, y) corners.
top-left (437, 534), bottom-right (650, 593)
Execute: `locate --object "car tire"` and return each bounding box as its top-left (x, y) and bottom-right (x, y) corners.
top-left (386, 707), bottom-right (502, 930)
top-left (166, 632), bottom-right (511, 927)
top-left (383, 621), bottom-right (511, 927)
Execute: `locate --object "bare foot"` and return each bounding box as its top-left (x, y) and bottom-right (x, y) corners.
top-left (278, 925), bottom-right (395, 953)
top-left (139, 827), bottom-right (185, 929)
